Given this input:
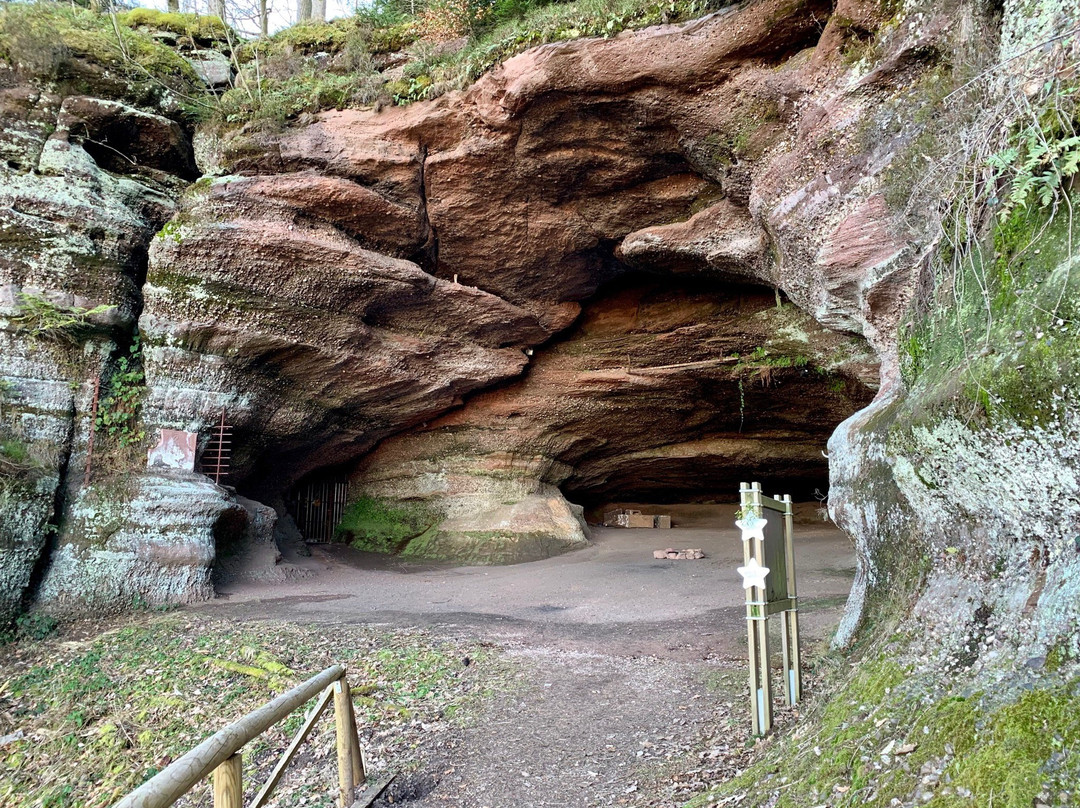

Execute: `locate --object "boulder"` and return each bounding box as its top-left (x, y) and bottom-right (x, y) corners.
top-left (185, 49), bottom-right (233, 89)
top-left (34, 472), bottom-right (236, 615)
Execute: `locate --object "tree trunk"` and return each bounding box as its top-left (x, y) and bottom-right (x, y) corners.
top-left (260, 0), bottom-right (268, 36)
top-left (298, 0), bottom-right (312, 22)
top-left (167, 0), bottom-right (180, 12)
top-left (213, 0), bottom-right (227, 19)
top-left (312, 0), bottom-right (326, 22)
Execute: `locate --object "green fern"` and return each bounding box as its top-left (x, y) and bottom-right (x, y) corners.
top-left (988, 122), bottom-right (1080, 221)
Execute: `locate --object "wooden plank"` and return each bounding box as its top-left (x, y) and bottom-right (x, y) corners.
top-left (334, 679), bottom-right (356, 808)
top-left (212, 753), bottom-right (242, 808)
top-left (347, 691), bottom-right (365, 786)
top-left (114, 665), bottom-right (345, 808)
top-left (249, 686), bottom-right (334, 808)
top-left (352, 774), bottom-right (396, 808)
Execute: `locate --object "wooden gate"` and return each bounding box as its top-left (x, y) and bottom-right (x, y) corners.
top-left (291, 473), bottom-right (348, 542)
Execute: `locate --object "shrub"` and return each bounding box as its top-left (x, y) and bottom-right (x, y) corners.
top-left (416, 0), bottom-right (491, 42)
top-left (216, 66), bottom-right (383, 130)
top-left (218, 15), bottom-right (387, 130)
top-left (15, 612), bottom-right (59, 641)
top-left (9, 293), bottom-right (114, 344)
top-left (96, 336), bottom-right (146, 448)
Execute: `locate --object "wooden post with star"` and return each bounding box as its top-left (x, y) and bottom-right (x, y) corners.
top-left (778, 492), bottom-right (801, 707)
top-left (737, 482), bottom-right (802, 735)
top-left (738, 481), bottom-right (773, 735)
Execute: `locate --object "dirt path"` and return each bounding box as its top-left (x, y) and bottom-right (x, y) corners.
top-left (196, 507), bottom-right (855, 807)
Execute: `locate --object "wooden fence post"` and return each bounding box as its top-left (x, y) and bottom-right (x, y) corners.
top-left (348, 693), bottom-right (366, 786)
top-left (213, 753), bottom-right (242, 808)
top-left (334, 678), bottom-right (356, 808)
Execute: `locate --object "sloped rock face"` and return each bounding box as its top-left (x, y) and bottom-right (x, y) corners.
top-left (139, 0), bottom-right (883, 552)
top-left (142, 176), bottom-right (544, 486)
top-left (0, 56), bottom-right (216, 623)
top-left (816, 3), bottom-right (1080, 668)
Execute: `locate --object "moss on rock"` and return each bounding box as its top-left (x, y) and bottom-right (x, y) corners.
top-left (687, 643), bottom-right (1080, 808)
top-left (0, 4), bottom-right (203, 117)
top-left (335, 495), bottom-right (440, 555)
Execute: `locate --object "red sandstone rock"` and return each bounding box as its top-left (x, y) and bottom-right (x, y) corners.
top-left (137, 0), bottom-right (924, 558)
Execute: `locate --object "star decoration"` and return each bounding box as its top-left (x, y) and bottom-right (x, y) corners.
top-left (737, 557), bottom-right (770, 590)
top-left (736, 515), bottom-right (767, 542)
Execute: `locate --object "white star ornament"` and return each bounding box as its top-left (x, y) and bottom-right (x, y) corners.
top-left (735, 515), bottom-right (767, 542)
top-left (737, 558), bottom-right (770, 590)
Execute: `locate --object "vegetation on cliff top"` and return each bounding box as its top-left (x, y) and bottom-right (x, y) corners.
top-left (0, 3), bottom-right (206, 116)
top-left (212, 0), bottom-right (735, 130)
top-left (0, 0), bottom-right (736, 130)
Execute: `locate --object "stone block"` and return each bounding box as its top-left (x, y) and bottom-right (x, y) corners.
top-left (185, 50), bottom-right (233, 88)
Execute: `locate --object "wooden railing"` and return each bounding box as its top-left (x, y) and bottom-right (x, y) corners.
top-left (113, 665), bottom-right (369, 808)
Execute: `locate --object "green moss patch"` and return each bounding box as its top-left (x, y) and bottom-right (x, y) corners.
top-left (900, 199), bottom-right (1080, 428)
top-left (335, 495), bottom-right (440, 555)
top-left (117, 8), bottom-right (231, 44)
top-left (939, 688), bottom-right (1080, 806)
top-left (683, 648), bottom-right (1080, 808)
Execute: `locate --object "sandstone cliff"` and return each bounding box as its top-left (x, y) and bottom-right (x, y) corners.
top-left (0, 0), bottom-right (1077, 706)
top-left (138, 0), bottom-right (884, 570)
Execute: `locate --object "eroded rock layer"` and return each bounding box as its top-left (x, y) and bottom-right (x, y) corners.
top-left (4, 0), bottom-right (1077, 696)
top-left (1, 0), bottom-right (910, 614)
top-left (347, 280), bottom-right (875, 561)
top-left (0, 60), bottom-right (203, 621)
top-left (141, 0), bottom-right (893, 500)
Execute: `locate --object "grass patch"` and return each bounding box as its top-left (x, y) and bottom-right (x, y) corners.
top-left (0, 615), bottom-right (502, 807)
top-left (215, 15), bottom-right (386, 131)
top-left (683, 647), bottom-right (1080, 808)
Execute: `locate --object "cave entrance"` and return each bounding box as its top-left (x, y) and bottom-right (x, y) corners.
top-left (545, 275), bottom-right (877, 518)
top-left (342, 274), bottom-right (878, 562)
top-left (289, 470), bottom-right (349, 542)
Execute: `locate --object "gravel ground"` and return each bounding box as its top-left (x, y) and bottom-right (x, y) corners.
top-left (381, 645), bottom-right (753, 808)
top-left (195, 507), bottom-right (854, 807)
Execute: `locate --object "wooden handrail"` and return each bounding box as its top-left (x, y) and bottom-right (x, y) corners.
top-left (114, 664), bottom-right (352, 808)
